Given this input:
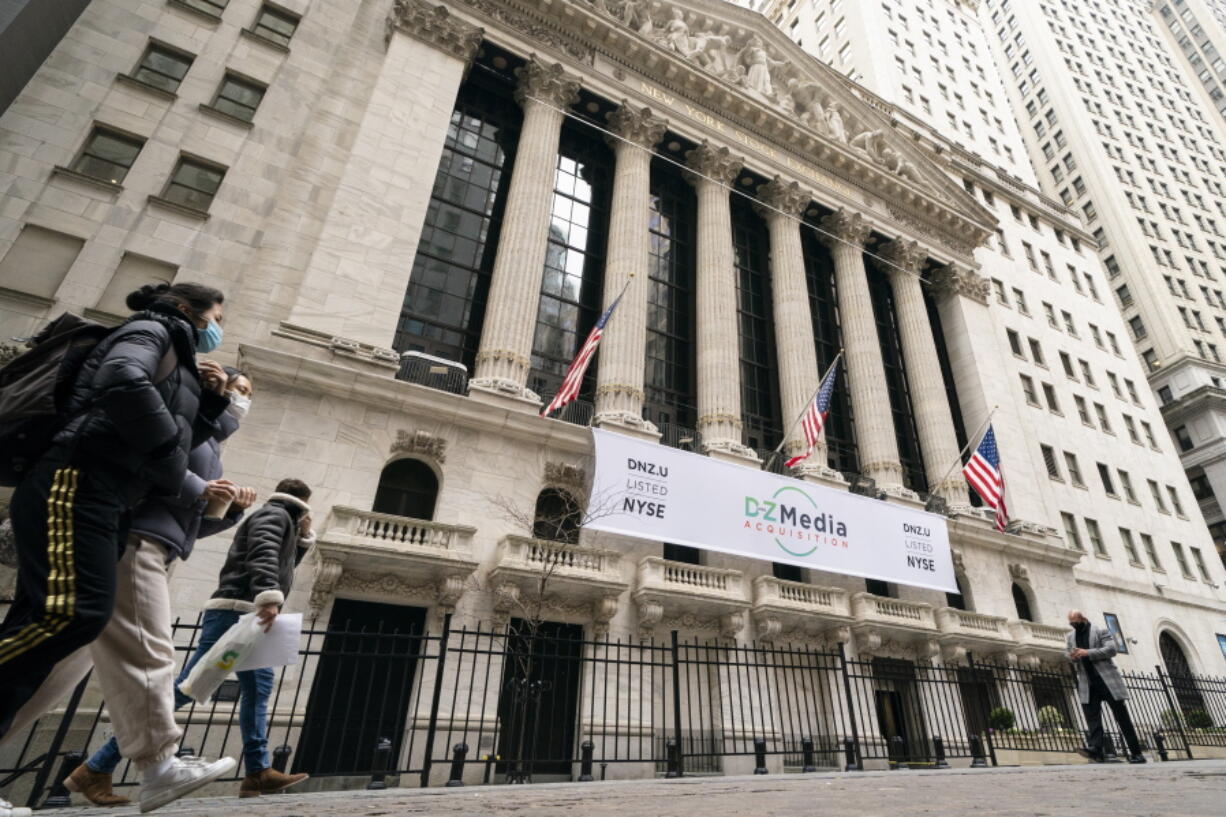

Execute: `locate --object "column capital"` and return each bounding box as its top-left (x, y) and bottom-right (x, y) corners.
top-left (818, 209), bottom-right (872, 249)
top-left (755, 176), bottom-right (810, 220)
top-left (606, 101), bottom-right (668, 150)
top-left (930, 264), bottom-right (990, 305)
top-left (684, 141), bottom-right (744, 187)
top-left (875, 238), bottom-right (926, 276)
top-left (385, 0), bottom-right (483, 61)
top-left (514, 57), bottom-right (582, 110)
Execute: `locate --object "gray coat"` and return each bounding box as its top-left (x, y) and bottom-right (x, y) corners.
top-left (1066, 623), bottom-right (1128, 703)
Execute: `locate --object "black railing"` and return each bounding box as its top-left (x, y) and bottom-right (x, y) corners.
top-left (4, 612), bottom-right (1226, 806)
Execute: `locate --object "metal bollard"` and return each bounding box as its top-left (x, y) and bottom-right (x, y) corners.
top-left (969, 734), bottom-right (988, 768)
top-left (42, 751), bottom-right (85, 809)
top-left (272, 744), bottom-right (293, 774)
top-left (445, 742), bottom-right (468, 787)
top-left (888, 735), bottom-right (908, 770)
top-left (1102, 733), bottom-right (1121, 763)
top-left (600, 762), bottom-right (608, 781)
top-left (578, 740), bottom-right (595, 782)
top-left (665, 738), bottom-right (681, 778)
top-left (801, 737), bottom-right (817, 773)
top-left (932, 736), bottom-right (950, 769)
top-left (753, 737), bottom-right (768, 774)
top-left (1153, 731), bottom-right (1169, 762)
top-left (843, 737), bottom-right (860, 772)
top-left (367, 736), bottom-right (393, 790)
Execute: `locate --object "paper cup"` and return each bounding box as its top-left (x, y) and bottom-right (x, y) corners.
top-left (204, 496), bottom-right (232, 520)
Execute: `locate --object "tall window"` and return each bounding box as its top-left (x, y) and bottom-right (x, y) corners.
top-left (71, 126), bottom-right (144, 184)
top-left (1012, 583), bottom-right (1034, 621)
top-left (868, 264), bottom-right (927, 492)
top-left (160, 155), bottom-right (226, 212)
top-left (131, 41), bottom-right (194, 94)
top-left (398, 79), bottom-right (521, 366)
top-left (800, 226), bottom-right (858, 475)
top-left (643, 162), bottom-right (697, 431)
top-left (732, 198), bottom-right (781, 452)
top-left (372, 459), bottom-right (438, 520)
top-left (527, 130), bottom-right (611, 403)
top-left (533, 488), bottom-right (582, 545)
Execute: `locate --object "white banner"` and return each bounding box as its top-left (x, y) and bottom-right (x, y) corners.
top-left (587, 428), bottom-right (957, 593)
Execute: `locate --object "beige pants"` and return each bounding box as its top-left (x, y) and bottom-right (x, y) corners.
top-left (0, 538), bottom-right (181, 769)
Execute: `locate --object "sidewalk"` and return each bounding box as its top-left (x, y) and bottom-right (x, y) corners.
top-left (25, 759), bottom-right (1226, 817)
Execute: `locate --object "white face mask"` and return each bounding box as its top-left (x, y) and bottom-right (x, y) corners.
top-left (226, 393), bottom-right (251, 420)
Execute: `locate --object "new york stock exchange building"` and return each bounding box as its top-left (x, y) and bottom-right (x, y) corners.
top-left (3, 0), bottom-right (1226, 792)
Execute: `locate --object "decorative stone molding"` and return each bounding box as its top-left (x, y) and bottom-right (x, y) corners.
top-left (929, 264), bottom-right (990, 306)
top-left (875, 238), bottom-right (926, 276)
top-left (940, 642), bottom-right (967, 664)
top-left (391, 429), bottom-right (448, 463)
top-left (514, 57), bottom-right (582, 110)
top-left (465, 0), bottom-right (595, 62)
top-left (308, 556), bottom-right (345, 622)
top-left (544, 461), bottom-right (587, 492)
top-left (720, 611), bottom-right (746, 639)
top-left (606, 101), bottom-right (667, 149)
top-left (636, 598), bottom-right (664, 639)
top-left (754, 613), bottom-right (783, 642)
top-left (755, 176), bottom-right (810, 219)
top-left (593, 595), bottom-right (620, 636)
top-left (386, 0), bottom-right (484, 60)
top-left (684, 141), bottom-right (743, 186)
top-left (1008, 563), bottom-right (1030, 582)
top-left (338, 569), bottom-right (464, 612)
top-left (818, 209), bottom-right (873, 248)
top-left (951, 548), bottom-right (965, 572)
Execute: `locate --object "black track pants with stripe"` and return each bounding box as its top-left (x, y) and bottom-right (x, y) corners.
top-left (0, 457), bottom-right (128, 738)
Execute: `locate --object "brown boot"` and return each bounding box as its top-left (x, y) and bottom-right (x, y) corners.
top-left (239, 768), bottom-right (309, 798)
top-left (63, 763), bottom-right (131, 806)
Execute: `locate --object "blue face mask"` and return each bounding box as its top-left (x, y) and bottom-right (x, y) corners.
top-left (196, 319), bottom-right (223, 354)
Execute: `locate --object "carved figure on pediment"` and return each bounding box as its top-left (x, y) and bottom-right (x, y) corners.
top-left (826, 103), bottom-right (849, 142)
top-left (737, 35), bottom-right (785, 98)
top-left (692, 33), bottom-right (739, 81)
top-left (658, 7), bottom-right (697, 57)
top-left (850, 128), bottom-right (887, 163)
top-left (786, 79), bottom-right (829, 134)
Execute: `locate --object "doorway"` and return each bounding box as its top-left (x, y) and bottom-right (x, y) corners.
top-left (295, 599), bottom-right (428, 775)
top-left (496, 619), bottom-right (584, 781)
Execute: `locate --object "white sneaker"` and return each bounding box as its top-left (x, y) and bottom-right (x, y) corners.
top-left (139, 755), bottom-right (236, 813)
top-left (0, 797), bottom-right (32, 817)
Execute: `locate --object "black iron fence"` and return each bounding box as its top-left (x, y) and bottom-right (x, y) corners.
top-left (4, 612), bottom-right (1226, 808)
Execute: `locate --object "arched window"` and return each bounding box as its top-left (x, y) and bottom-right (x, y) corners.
top-left (533, 488), bottom-right (582, 545)
top-left (372, 459), bottom-right (438, 520)
top-left (1160, 632), bottom-right (1194, 677)
top-left (1011, 583), bottom-right (1033, 621)
top-left (1160, 631), bottom-right (1207, 715)
top-left (946, 576), bottom-right (971, 611)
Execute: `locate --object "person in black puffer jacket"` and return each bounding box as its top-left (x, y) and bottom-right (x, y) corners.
top-left (0, 282), bottom-right (229, 740)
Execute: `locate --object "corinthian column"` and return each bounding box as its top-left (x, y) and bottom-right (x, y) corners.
top-left (818, 210), bottom-right (908, 496)
top-left (756, 178), bottom-right (842, 480)
top-left (685, 142), bottom-right (756, 461)
top-left (471, 59), bottom-right (581, 402)
top-left (593, 102), bottom-right (667, 435)
top-left (875, 240), bottom-right (966, 505)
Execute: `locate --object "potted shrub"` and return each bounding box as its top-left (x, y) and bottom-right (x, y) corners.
top-left (988, 706), bottom-right (1016, 732)
top-left (1037, 705), bottom-right (1066, 730)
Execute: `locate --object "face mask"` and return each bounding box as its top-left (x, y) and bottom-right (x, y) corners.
top-left (196, 319), bottom-right (223, 354)
top-left (226, 393), bottom-right (251, 420)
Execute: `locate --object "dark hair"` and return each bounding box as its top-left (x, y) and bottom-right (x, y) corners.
top-left (125, 282), bottom-right (225, 316)
top-left (223, 367), bottom-right (253, 391)
top-left (275, 478), bottom-right (311, 501)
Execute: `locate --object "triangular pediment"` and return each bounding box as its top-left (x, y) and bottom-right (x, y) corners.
top-left (579, 0), bottom-right (992, 230)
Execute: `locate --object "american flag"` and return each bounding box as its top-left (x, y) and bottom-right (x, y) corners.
top-left (785, 356), bottom-right (840, 469)
top-left (963, 424), bottom-right (1008, 531)
top-left (541, 292), bottom-right (624, 419)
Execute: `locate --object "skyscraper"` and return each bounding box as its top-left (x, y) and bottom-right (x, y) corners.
top-left (1153, 0), bottom-right (1226, 126)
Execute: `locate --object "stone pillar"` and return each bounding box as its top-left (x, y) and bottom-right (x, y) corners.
top-left (818, 210), bottom-right (908, 496)
top-left (875, 239), bottom-right (966, 506)
top-left (593, 102), bottom-right (667, 436)
top-left (470, 59), bottom-right (581, 403)
top-left (684, 142), bottom-right (756, 461)
top-left (755, 177), bottom-right (842, 480)
top-left (283, 0), bottom-right (482, 347)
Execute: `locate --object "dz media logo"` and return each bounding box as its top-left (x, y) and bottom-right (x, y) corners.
top-left (743, 485), bottom-right (849, 557)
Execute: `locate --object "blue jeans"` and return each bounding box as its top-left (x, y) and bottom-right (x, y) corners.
top-left (87, 609), bottom-right (275, 775)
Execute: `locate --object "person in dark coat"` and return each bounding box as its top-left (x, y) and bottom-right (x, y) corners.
top-left (1067, 609), bottom-right (1146, 763)
top-left (0, 282), bottom-right (229, 741)
top-left (172, 478), bottom-right (315, 799)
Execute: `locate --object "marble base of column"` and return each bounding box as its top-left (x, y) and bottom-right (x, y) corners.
top-left (468, 379), bottom-right (544, 414)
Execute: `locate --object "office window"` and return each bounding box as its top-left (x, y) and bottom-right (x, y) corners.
top-left (1042, 382), bottom-right (1060, 413)
top-left (1020, 374), bottom-right (1039, 405)
top-left (1097, 463), bottom-right (1116, 496)
top-left (131, 41), bottom-right (194, 94)
top-left (1149, 479), bottom-right (1170, 512)
top-left (209, 73), bottom-right (267, 122)
top-left (160, 155), bottom-right (226, 212)
top-left (1174, 425), bottom-right (1194, 451)
top-left (1167, 486), bottom-right (1186, 516)
top-left (70, 126), bottom-right (144, 184)
top-left (1094, 403), bottom-right (1111, 432)
top-left (94, 253), bottom-right (175, 317)
top-left (1061, 512), bottom-right (1084, 550)
top-left (1141, 421), bottom-right (1158, 448)
top-left (1190, 547), bottom-right (1211, 581)
top-left (1074, 395), bottom-right (1092, 425)
top-left (1007, 329), bottom-right (1024, 357)
top-left (1013, 288), bottom-right (1029, 314)
top-left (177, 0), bottom-right (228, 17)
top-left (1118, 470), bottom-right (1138, 504)
top-left (1172, 541), bottom-right (1194, 578)
top-left (1064, 452), bottom-right (1084, 486)
top-left (0, 224), bottom-right (84, 300)
top-left (1028, 338), bottom-right (1046, 366)
top-left (1119, 528), bottom-right (1141, 565)
top-left (1085, 518), bottom-right (1107, 557)
top-left (1060, 352), bottom-right (1076, 379)
top-left (1140, 533), bottom-right (1163, 571)
top-left (251, 3), bottom-right (300, 48)
top-left (1040, 444), bottom-right (1061, 479)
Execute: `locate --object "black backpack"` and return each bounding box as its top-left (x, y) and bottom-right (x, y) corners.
top-left (0, 313), bottom-right (114, 486)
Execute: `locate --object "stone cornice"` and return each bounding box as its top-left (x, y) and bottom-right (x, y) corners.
top-left (514, 57), bottom-right (582, 109)
top-left (947, 513), bottom-right (1085, 570)
top-left (386, 0), bottom-right (483, 60)
top-left (1073, 573), bottom-right (1226, 617)
top-left (606, 100), bottom-right (668, 149)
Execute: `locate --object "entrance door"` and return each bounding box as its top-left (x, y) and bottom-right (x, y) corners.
top-left (295, 600), bottom-right (428, 775)
top-left (496, 619), bottom-right (584, 781)
top-left (957, 667), bottom-right (999, 739)
top-left (875, 689), bottom-right (910, 761)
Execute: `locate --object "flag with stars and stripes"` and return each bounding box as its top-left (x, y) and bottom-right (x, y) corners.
top-left (785, 357), bottom-right (841, 469)
top-left (963, 424), bottom-right (1008, 532)
top-left (541, 293), bottom-right (624, 419)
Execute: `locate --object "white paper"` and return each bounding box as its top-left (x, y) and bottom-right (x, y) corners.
top-left (235, 613), bottom-right (302, 672)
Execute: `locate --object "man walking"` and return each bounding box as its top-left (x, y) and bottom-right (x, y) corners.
top-left (1067, 609), bottom-right (1146, 763)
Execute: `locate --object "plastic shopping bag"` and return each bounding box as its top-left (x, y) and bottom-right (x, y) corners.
top-left (178, 612), bottom-right (264, 702)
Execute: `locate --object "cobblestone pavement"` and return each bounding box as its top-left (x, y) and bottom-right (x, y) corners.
top-left (30, 759), bottom-right (1226, 817)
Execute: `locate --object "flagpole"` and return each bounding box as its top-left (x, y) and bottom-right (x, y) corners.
top-left (765, 350), bottom-right (844, 473)
top-left (541, 274), bottom-right (634, 419)
top-left (933, 405), bottom-right (998, 493)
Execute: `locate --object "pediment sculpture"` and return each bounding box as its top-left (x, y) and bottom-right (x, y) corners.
top-left (582, 0), bottom-right (931, 190)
